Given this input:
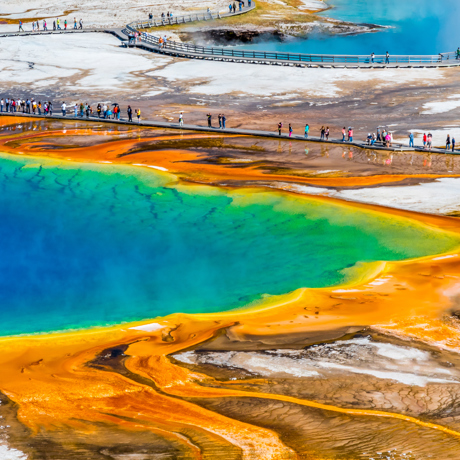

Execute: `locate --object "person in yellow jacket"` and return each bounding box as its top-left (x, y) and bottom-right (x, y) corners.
top-left (136, 108), bottom-right (141, 123)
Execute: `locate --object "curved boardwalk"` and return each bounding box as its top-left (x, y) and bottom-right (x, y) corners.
top-left (0, 112), bottom-right (456, 155)
top-left (0, 4), bottom-right (459, 69)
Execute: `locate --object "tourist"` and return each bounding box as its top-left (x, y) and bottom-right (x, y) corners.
top-left (5, 98), bottom-right (8, 112)
top-left (74, 18), bottom-right (77, 29)
top-left (408, 132), bottom-right (414, 148)
top-left (385, 51), bottom-right (390, 64)
top-left (320, 126), bottom-right (325, 140)
top-left (385, 132), bottom-right (391, 147)
top-left (207, 113), bottom-right (212, 127)
top-left (278, 122), bottom-right (282, 135)
top-left (136, 108), bottom-right (141, 123)
top-left (127, 105), bottom-right (133, 122)
top-left (376, 127), bottom-right (381, 142)
top-left (239, 1), bottom-right (243, 11)
top-left (32, 21), bottom-right (36, 32)
top-left (79, 19), bottom-right (83, 29)
top-left (179, 112), bottom-right (184, 126)
top-left (304, 124), bottom-right (309, 139)
top-left (57, 18), bottom-right (61, 29)
top-left (86, 105), bottom-right (91, 119)
top-left (106, 106), bottom-right (112, 118)
top-left (0, 99), bottom-right (3, 112)
top-left (341, 127), bottom-right (346, 141)
top-left (371, 52), bottom-right (375, 63)
top-left (289, 124), bottom-right (293, 137)
top-left (43, 20), bottom-right (47, 31)
top-left (37, 21), bottom-right (39, 31)
top-left (233, 2), bottom-right (237, 13)
top-left (96, 103), bottom-right (101, 118)
top-left (325, 126), bottom-right (330, 141)
top-left (229, 3), bottom-right (232, 13)
top-left (446, 134), bottom-right (451, 151)
top-left (348, 127), bottom-right (353, 142)
top-left (74, 104), bottom-right (78, 117)
top-left (53, 21), bottom-right (56, 30)
top-left (427, 132), bottom-right (433, 150)
top-left (218, 114), bottom-right (222, 128)
top-left (366, 133), bottom-right (372, 145)
top-left (64, 19), bottom-right (67, 30)
top-left (452, 137), bottom-right (456, 152)
top-left (61, 102), bottom-right (66, 116)
top-left (423, 132), bottom-right (427, 148)
top-left (19, 20), bottom-right (24, 32)
top-left (222, 114), bottom-right (226, 128)
top-left (38, 101), bottom-right (42, 115)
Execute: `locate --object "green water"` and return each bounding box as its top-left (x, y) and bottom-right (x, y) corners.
top-left (0, 153), bottom-right (457, 336)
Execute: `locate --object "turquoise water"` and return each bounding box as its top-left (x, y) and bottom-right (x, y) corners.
top-left (0, 153), bottom-right (458, 337)
top-left (238, 0), bottom-right (460, 55)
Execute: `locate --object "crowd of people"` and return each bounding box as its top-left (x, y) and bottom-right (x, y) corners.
top-left (18, 17), bottom-right (83, 32)
top-left (0, 98), bottom-right (142, 123)
top-left (0, 97), bottom-right (456, 151)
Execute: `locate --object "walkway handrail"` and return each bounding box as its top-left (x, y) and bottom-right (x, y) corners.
top-left (125, 2), bottom-right (459, 66)
top-left (129, 2), bottom-right (255, 31)
top-left (133, 31), bottom-right (458, 64)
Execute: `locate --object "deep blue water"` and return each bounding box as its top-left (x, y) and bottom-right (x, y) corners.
top-left (0, 154), bottom-right (458, 337)
top-left (237, 0), bottom-right (460, 55)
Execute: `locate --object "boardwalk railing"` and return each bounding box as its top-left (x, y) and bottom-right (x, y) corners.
top-left (125, 3), bottom-right (460, 67)
top-left (130, 3), bottom-right (255, 30)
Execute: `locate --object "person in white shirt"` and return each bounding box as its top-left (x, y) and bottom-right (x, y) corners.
top-left (61, 102), bottom-right (67, 116)
top-left (0, 99), bottom-right (4, 112)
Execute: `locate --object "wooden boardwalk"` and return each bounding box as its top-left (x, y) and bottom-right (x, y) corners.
top-left (1, 112), bottom-right (457, 156)
top-left (1, 3), bottom-right (460, 69)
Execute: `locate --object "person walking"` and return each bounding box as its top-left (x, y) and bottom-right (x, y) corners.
top-left (116, 105), bottom-right (121, 120)
top-left (423, 133), bottom-right (427, 148)
top-left (61, 102), bottom-right (66, 116)
top-left (43, 20), bottom-right (47, 31)
top-left (57, 18), bottom-right (61, 29)
top-left (38, 101), bottom-right (42, 115)
top-left (229, 3), bottom-right (232, 13)
top-left (325, 127), bottom-right (330, 141)
top-left (289, 124), bottom-right (293, 137)
top-left (97, 103), bottom-right (101, 118)
top-left (446, 134), bottom-right (451, 151)
top-left (74, 104), bottom-right (78, 117)
top-left (371, 52), bottom-right (375, 63)
top-left (408, 132), bottom-right (414, 148)
top-left (0, 99), bottom-right (3, 113)
top-left (320, 126), bottom-right (325, 140)
top-left (278, 122), bottom-right (282, 136)
top-left (74, 18), bottom-right (77, 29)
top-left (136, 108), bottom-right (141, 123)
top-left (341, 127), bottom-right (346, 141)
top-left (233, 2), bottom-right (236, 13)
top-left (19, 20), bottom-right (24, 32)
top-left (222, 114), bottom-right (226, 128)
top-left (348, 127), bottom-right (353, 142)
top-left (427, 132), bottom-right (432, 151)
top-left (79, 19), bottom-right (83, 29)
top-left (385, 51), bottom-right (390, 64)
top-left (86, 105), bottom-right (91, 119)
top-left (304, 124), bottom-right (309, 139)
top-left (127, 105), bottom-right (133, 122)
top-left (207, 113), bottom-right (212, 127)
top-left (452, 137), bottom-right (456, 152)
top-left (36, 20), bottom-right (40, 31)
top-left (218, 114), bottom-right (222, 128)
top-left (376, 127), bottom-right (381, 142)
top-left (53, 20), bottom-right (56, 30)
top-left (64, 19), bottom-right (67, 30)
top-left (179, 112), bottom-right (184, 126)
